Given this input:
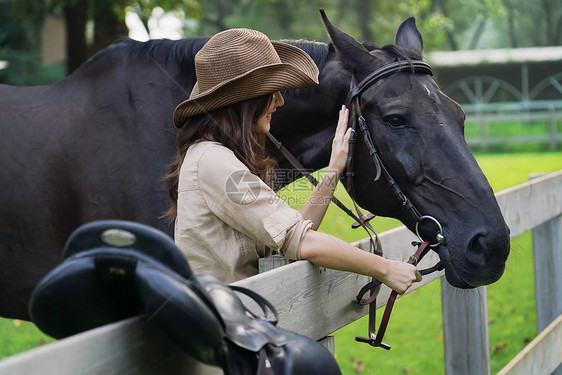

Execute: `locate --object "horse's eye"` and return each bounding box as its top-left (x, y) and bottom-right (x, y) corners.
top-left (384, 115), bottom-right (407, 127)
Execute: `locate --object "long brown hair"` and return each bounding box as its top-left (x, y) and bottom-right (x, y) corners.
top-left (163, 93), bottom-right (277, 219)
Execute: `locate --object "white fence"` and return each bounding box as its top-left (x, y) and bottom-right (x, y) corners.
top-left (0, 171), bottom-right (561, 374)
top-left (464, 101), bottom-right (562, 151)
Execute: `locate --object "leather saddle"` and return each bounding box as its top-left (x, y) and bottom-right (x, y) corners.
top-left (29, 220), bottom-right (341, 375)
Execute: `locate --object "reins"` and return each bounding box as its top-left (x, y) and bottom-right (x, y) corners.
top-left (356, 240), bottom-right (431, 350)
top-left (268, 59), bottom-right (446, 351)
top-left (266, 132), bottom-right (382, 254)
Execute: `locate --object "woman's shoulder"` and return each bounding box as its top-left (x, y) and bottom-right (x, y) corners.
top-left (187, 141), bottom-right (247, 172)
top-left (186, 141), bottom-right (232, 160)
top-left (188, 140), bottom-right (226, 153)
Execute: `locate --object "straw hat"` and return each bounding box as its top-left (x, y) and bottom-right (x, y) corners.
top-left (173, 28), bottom-right (319, 127)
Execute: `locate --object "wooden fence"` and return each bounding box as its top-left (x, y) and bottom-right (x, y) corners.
top-left (0, 171), bottom-right (561, 374)
top-left (464, 101), bottom-right (562, 151)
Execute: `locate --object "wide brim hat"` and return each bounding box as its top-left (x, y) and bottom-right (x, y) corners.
top-left (173, 28), bottom-right (319, 127)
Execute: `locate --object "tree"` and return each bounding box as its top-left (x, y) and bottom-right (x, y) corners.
top-left (3, 0), bottom-right (560, 82)
top-left (11, 0), bottom-right (200, 74)
top-left (0, 0), bottom-right (65, 85)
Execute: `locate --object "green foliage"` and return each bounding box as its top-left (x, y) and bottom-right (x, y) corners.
top-left (2, 0), bottom-right (560, 86)
top-left (0, 49), bottom-right (65, 85)
top-left (0, 0), bottom-right (27, 48)
top-left (0, 0), bottom-right (65, 85)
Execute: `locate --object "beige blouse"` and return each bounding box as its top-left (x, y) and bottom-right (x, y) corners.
top-left (175, 141), bottom-right (313, 283)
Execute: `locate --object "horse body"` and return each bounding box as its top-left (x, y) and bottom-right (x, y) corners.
top-left (0, 41), bottom-right (196, 318)
top-left (0, 17), bottom-right (509, 320)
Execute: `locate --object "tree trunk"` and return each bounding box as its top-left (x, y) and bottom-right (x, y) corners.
top-left (355, 0), bottom-right (373, 42)
top-left (91, 0), bottom-right (129, 56)
top-left (541, 0), bottom-right (553, 45)
top-left (433, 0), bottom-right (458, 50)
top-left (63, 0), bottom-right (89, 75)
top-left (468, 16), bottom-right (487, 49)
top-left (502, 0), bottom-right (518, 48)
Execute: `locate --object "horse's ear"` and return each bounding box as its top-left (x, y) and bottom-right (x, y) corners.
top-left (395, 17), bottom-right (424, 59)
top-left (319, 8), bottom-right (375, 74)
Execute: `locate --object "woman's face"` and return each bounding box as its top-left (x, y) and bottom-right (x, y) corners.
top-left (252, 91), bottom-right (284, 133)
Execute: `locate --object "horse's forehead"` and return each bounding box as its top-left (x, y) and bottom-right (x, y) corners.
top-left (371, 74), bottom-right (437, 98)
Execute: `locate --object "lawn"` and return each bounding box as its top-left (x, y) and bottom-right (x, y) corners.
top-left (1, 151), bottom-right (561, 373)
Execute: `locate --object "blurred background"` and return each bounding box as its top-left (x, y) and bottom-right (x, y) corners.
top-left (1, 0), bottom-right (561, 152)
top-left (0, 1), bottom-right (561, 373)
top-left (0, 0), bottom-right (560, 78)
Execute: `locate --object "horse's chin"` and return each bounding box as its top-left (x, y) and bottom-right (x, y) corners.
top-left (434, 244), bottom-right (474, 289)
top-left (435, 239), bottom-right (508, 289)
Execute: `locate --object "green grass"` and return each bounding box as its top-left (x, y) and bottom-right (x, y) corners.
top-left (464, 120), bottom-right (562, 153)
top-left (0, 318), bottom-right (54, 359)
top-left (464, 121), bottom-right (562, 139)
top-left (1, 151), bottom-right (561, 371)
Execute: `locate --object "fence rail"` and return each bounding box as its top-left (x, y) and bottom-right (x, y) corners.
top-left (497, 315), bottom-right (561, 375)
top-left (464, 101), bottom-right (562, 151)
top-left (0, 171), bottom-right (561, 375)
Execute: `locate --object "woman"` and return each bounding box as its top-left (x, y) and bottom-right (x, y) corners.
top-left (164, 28), bottom-right (421, 294)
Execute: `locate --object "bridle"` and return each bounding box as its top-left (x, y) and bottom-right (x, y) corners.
top-left (267, 59), bottom-right (446, 351)
top-left (347, 59), bottom-right (446, 349)
top-left (346, 60), bottom-right (444, 248)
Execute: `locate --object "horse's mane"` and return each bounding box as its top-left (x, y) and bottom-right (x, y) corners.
top-left (278, 39), bottom-right (416, 98)
top-left (74, 37), bottom-right (209, 80)
top-left (377, 43), bottom-right (420, 62)
top-left (125, 37), bottom-right (209, 66)
top-left (277, 39), bottom-right (332, 98)
top-left (281, 39), bottom-right (331, 71)
top-left (72, 36), bottom-right (417, 94)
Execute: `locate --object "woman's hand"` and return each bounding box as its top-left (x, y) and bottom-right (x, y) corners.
top-left (328, 105), bottom-right (351, 176)
top-left (380, 259), bottom-right (423, 295)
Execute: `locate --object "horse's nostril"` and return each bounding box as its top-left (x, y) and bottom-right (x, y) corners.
top-left (466, 233), bottom-right (488, 266)
top-left (469, 233), bottom-right (484, 249)
top-left (462, 231), bottom-right (509, 285)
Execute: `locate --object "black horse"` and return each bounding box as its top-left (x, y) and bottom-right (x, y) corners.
top-left (0, 14), bottom-right (509, 320)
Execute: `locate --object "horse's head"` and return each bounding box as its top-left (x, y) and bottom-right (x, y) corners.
top-left (321, 11), bottom-right (510, 288)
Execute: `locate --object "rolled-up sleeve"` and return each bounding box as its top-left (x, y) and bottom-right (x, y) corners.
top-left (197, 144), bottom-right (312, 260)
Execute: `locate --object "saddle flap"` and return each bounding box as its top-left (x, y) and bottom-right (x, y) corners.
top-left (134, 261), bottom-right (225, 365)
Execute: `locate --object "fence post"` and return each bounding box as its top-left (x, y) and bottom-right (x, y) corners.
top-left (532, 214), bottom-right (562, 333)
top-left (548, 105), bottom-right (557, 151)
top-left (441, 279), bottom-right (490, 375)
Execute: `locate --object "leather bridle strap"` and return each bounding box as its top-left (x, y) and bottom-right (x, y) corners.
top-left (348, 60), bottom-right (433, 101)
top-left (348, 60), bottom-right (447, 350)
top-left (356, 240), bottom-right (434, 350)
top-left (347, 61), bottom-right (433, 225)
top-left (266, 132), bottom-right (381, 254)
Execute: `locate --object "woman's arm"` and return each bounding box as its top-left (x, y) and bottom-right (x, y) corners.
top-left (300, 105), bottom-right (350, 229)
top-left (299, 230), bottom-right (422, 295)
